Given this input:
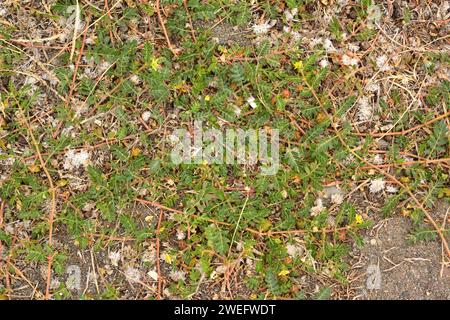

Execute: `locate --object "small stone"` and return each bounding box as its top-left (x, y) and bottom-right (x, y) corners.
top-left (286, 243), bottom-right (304, 258)
top-left (142, 111), bottom-right (151, 122)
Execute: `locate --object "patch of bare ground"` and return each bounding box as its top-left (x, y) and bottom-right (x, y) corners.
top-left (350, 200), bottom-right (450, 300)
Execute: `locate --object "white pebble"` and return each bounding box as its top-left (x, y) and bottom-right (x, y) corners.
top-left (142, 111), bottom-right (151, 122)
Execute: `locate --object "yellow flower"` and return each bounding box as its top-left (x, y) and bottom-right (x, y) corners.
top-left (259, 219), bottom-right (272, 232)
top-left (28, 164), bottom-right (41, 173)
top-left (57, 179), bottom-right (69, 187)
top-left (316, 112), bottom-right (328, 123)
top-left (278, 270), bottom-right (290, 277)
top-left (164, 253), bottom-right (173, 264)
top-left (355, 214), bottom-right (364, 224)
top-left (204, 95), bottom-right (211, 102)
top-left (150, 57), bottom-right (160, 71)
top-left (293, 60), bottom-right (303, 72)
top-left (218, 45), bottom-right (228, 54)
top-left (400, 176), bottom-right (410, 184)
top-left (131, 147), bottom-right (141, 157)
top-left (401, 208), bottom-right (411, 217)
top-left (172, 81), bottom-right (189, 93)
top-left (440, 187), bottom-right (450, 198)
